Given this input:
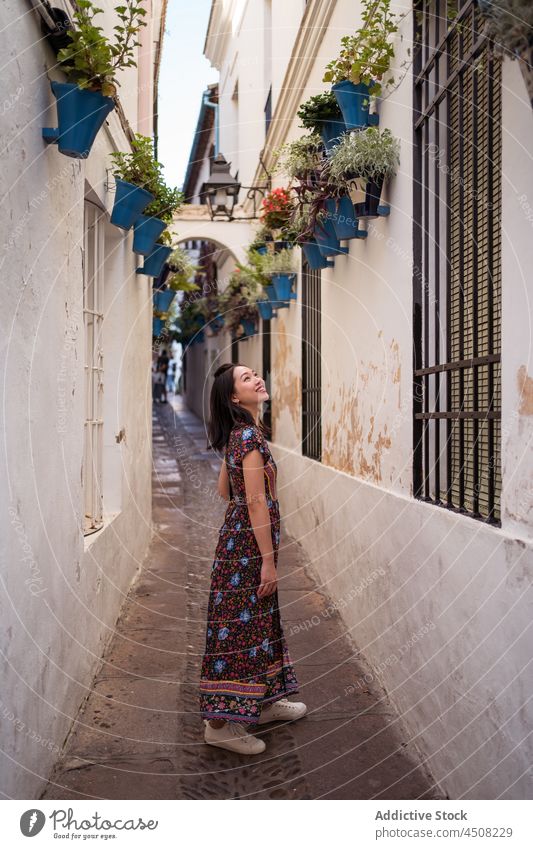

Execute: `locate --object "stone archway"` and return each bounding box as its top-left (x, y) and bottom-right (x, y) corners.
top-left (169, 204), bottom-right (254, 265)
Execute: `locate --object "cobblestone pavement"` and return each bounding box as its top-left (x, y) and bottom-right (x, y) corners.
top-left (42, 394), bottom-right (445, 801)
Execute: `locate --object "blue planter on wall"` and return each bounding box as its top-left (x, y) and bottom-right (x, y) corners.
top-left (313, 216), bottom-right (349, 257)
top-left (42, 81), bottom-right (114, 159)
top-left (257, 299), bottom-right (274, 320)
top-left (241, 318), bottom-right (257, 337)
top-left (111, 179), bottom-right (154, 231)
top-left (271, 273), bottom-right (296, 302)
top-left (301, 240), bottom-right (334, 270)
top-left (331, 81), bottom-right (372, 130)
top-left (320, 119), bottom-right (346, 152)
top-left (153, 318), bottom-right (165, 337)
top-left (255, 245), bottom-right (268, 255)
top-left (266, 283), bottom-right (289, 309)
top-left (153, 289), bottom-right (176, 312)
top-left (133, 215), bottom-right (167, 255)
top-left (325, 197), bottom-right (368, 241)
top-left (137, 245), bottom-right (172, 277)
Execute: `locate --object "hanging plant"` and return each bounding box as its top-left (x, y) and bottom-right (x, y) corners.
top-left (479, 0), bottom-right (533, 107)
top-left (57, 0), bottom-right (147, 97)
top-left (273, 134), bottom-right (324, 181)
top-left (218, 270), bottom-right (262, 338)
top-left (259, 187), bottom-right (295, 231)
top-left (325, 126), bottom-right (400, 184)
top-left (110, 133), bottom-right (162, 190)
top-left (259, 248), bottom-right (297, 277)
top-left (297, 94), bottom-right (344, 132)
top-left (144, 180), bottom-right (184, 224)
top-left (322, 0), bottom-right (398, 97)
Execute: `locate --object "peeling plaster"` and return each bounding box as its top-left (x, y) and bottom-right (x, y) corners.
top-left (517, 365), bottom-right (533, 415)
top-left (272, 314), bottom-right (301, 437)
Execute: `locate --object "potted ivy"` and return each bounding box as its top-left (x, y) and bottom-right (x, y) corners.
top-left (109, 134), bottom-right (162, 230)
top-left (297, 94), bottom-right (345, 152)
top-left (43, 0), bottom-right (146, 158)
top-left (323, 0), bottom-right (397, 130)
top-left (133, 181), bottom-right (184, 255)
top-left (326, 126), bottom-right (400, 217)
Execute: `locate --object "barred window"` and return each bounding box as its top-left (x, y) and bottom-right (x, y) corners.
top-left (82, 201), bottom-right (105, 535)
top-left (301, 259), bottom-right (321, 461)
top-left (413, 0), bottom-right (502, 523)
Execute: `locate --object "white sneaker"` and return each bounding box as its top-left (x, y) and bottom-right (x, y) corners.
top-left (204, 719), bottom-right (266, 755)
top-left (256, 698), bottom-right (307, 725)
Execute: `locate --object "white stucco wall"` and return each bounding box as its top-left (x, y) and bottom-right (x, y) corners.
top-left (0, 0), bottom-right (158, 798)
top-left (197, 0), bottom-right (533, 799)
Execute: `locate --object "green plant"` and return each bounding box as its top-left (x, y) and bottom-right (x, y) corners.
top-left (218, 269), bottom-right (262, 336)
top-left (248, 224), bottom-right (273, 251)
top-left (110, 133), bottom-right (162, 190)
top-left (259, 187), bottom-right (295, 230)
top-left (273, 134), bottom-right (324, 181)
top-left (323, 0), bottom-right (398, 96)
top-left (157, 229), bottom-right (173, 246)
top-left (297, 94), bottom-right (343, 132)
top-left (326, 126), bottom-right (400, 184)
top-left (57, 0), bottom-right (147, 96)
top-left (260, 248), bottom-right (297, 276)
top-left (144, 181), bottom-right (184, 224)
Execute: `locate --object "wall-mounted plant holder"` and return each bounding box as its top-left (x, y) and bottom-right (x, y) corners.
top-left (153, 289), bottom-right (176, 313)
top-left (257, 299), bottom-right (274, 320)
top-left (42, 81), bottom-right (114, 159)
top-left (320, 119), bottom-right (346, 152)
top-left (133, 215), bottom-right (167, 255)
top-left (266, 284), bottom-right (289, 309)
top-left (136, 245), bottom-right (172, 277)
top-left (301, 240), bottom-right (335, 270)
top-left (240, 319), bottom-right (257, 337)
top-left (110, 178), bottom-right (154, 230)
top-left (271, 273), bottom-right (296, 302)
top-left (331, 81), bottom-right (371, 130)
top-left (153, 318), bottom-right (165, 337)
top-left (325, 197), bottom-right (368, 240)
top-left (354, 175), bottom-right (390, 218)
top-left (314, 216), bottom-right (349, 257)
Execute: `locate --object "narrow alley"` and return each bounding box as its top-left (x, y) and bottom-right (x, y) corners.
top-left (41, 397), bottom-right (443, 801)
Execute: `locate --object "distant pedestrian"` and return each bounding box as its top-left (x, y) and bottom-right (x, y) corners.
top-left (153, 366), bottom-right (166, 403)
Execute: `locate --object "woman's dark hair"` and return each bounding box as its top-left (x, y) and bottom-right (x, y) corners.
top-left (207, 362), bottom-right (270, 451)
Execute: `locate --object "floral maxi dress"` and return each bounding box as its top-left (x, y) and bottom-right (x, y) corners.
top-left (199, 423), bottom-right (299, 724)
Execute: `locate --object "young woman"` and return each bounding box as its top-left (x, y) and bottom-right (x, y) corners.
top-left (199, 362), bottom-right (307, 755)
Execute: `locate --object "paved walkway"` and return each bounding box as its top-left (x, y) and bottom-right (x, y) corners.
top-left (42, 395), bottom-right (445, 800)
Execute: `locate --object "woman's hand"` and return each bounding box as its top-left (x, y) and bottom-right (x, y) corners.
top-left (258, 557), bottom-right (277, 598)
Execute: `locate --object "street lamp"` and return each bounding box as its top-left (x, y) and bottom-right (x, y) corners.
top-left (202, 153), bottom-right (241, 220)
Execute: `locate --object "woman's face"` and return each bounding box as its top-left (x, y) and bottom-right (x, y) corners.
top-left (231, 365), bottom-right (269, 407)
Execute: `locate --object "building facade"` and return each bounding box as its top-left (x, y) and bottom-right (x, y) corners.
top-left (0, 0), bottom-right (166, 797)
top-left (178, 0), bottom-right (533, 798)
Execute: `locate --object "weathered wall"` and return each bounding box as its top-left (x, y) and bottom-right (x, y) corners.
top-left (0, 1), bottom-right (156, 798)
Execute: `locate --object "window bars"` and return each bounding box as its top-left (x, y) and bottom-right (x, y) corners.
top-left (301, 259), bottom-right (322, 461)
top-left (413, 0), bottom-right (502, 523)
top-left (82, 201), bottom-right (105, 534)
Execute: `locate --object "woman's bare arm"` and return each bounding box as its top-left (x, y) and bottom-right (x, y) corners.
top-left (242, 448), bottom-right (276, 597)
top-left (217, 459), bottom-right (230, 500)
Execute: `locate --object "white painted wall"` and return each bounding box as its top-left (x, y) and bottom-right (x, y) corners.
top-left (0, 0), bottom-right (160, 798)
top-left (195, 0), bottom-right (533, 798)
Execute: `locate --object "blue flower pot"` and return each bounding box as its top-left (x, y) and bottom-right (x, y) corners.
top-left (191, 329), bottom-right (205, 345)
top-left (256, 245), bottom-right (268, 255)
top-left (313, 217), bottom-right (349, 257)
top-left (153, 289), bottom-right (176, 313)
top-left (325, 197), bottom-right (368, 241)
top-left (153, 318), bottom-right (165, 337)
top-left (153, 264), bottom-right (172, 289)
top-left (137, 245), bottom-right (172, 277)
top-left (42, 81), bottom-right (115, 158)
top-left (211, 313), bottom-right (225, 332)
top-left (257, 299), bottom-right (274, 320)
top-left (133, 215), bottom-right (167, 255)
top-left (301, 240), bottom-right (334, 270)
top-left (272, 273), bottom-right (295, 301)
top-left (320, 119), bottom-right (346, 152)
top-left (331, 81), bottom-right (372, 130)
top-left (111, 178), bottom-right (154, 231)
top-left (241, 318), bottom-right (257, 337)
top-left (266, 283), bottom-right (289, 309)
